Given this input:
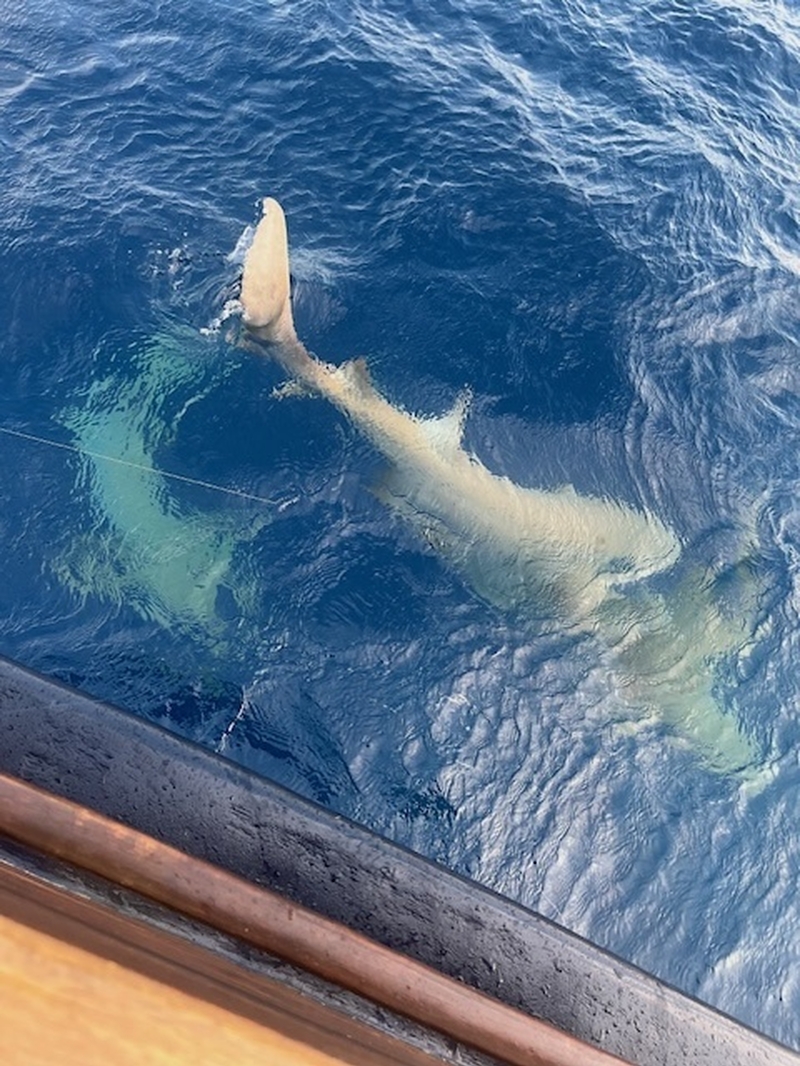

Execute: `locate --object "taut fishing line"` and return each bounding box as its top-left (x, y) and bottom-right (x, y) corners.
top-left (0, 424), bottom-right (281, 507)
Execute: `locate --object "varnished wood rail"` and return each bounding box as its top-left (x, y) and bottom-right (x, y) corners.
top-left (0, 771), bottom-right (631, 1066)
top-left (0, 906), bottom-right (355, 1066)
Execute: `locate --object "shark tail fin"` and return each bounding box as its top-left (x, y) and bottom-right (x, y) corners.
top-left (241, 197), bottom-right (297, 345)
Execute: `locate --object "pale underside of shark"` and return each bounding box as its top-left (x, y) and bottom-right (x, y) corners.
top-left (240, 197), bottom-right (762, 776)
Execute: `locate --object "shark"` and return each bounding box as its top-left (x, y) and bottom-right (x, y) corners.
top-left (52, 329), bottom-right (258, 645)
top-left (240, 197), bottom-right (763, 775)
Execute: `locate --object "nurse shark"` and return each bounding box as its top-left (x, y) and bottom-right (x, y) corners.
top-left (53, 197), bottom-right (762, 775)
top-left (239, 197), bottom-right (762, 775)
top-left (53, 328), bottom-right (256, 644)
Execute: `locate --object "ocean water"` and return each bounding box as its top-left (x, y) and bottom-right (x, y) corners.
top-left (2, 0), bottom-right (800, 1047)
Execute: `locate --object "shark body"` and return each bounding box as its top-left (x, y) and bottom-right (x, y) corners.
top-left (53, 331), bottom-right (248, 642)
top-left (241, 197), bottom-right (760, 774)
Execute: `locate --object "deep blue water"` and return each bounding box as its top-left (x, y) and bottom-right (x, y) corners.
top-left (2, 0), bottom-right (800, 1047)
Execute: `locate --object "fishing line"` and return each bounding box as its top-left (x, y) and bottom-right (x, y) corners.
top-left (0, 424), bottom-right (281, 507)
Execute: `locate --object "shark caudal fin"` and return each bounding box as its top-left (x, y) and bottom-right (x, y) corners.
top-left (241, 197), bottom-right (297, 344)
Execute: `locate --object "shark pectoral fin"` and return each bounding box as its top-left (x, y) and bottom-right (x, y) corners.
top-left (667, 553), bottom-right (765, 660)
top-left (240, 197), bottom-right (297, 345)
top-left (680, 690), bottom-right (758, 776)
top-left (271, 379), bottom-right (317, 401)
top-left (371, 465), bottom-right (457, 556)
top-left (371, 462), bottom-right (416, 514)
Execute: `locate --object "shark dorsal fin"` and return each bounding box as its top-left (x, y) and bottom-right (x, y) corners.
top-left (337, 357), bottom-right (372, 395)
top-left (417, 392), bottom-right (470, 458)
